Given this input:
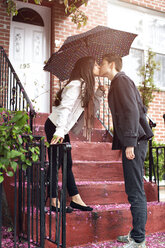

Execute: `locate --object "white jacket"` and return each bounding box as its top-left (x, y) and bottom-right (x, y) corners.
top-left (48, 79), bottom-right (103, 138)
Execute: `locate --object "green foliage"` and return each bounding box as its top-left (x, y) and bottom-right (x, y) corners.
top-left (138, 48), bottom-right (160, 109)
top-left (6, 0), bottom-right (17, 16)
top-left (5, 0), bottom-right (88, 28)
top-left (64, 0), bottom-right (88, 28)
top-left (0, 109), bottom-right (40, 183)
top-left (145, 140), bottom-right (165, 181)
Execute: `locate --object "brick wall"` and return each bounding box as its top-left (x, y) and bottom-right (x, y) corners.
top-left (120, 0), bottom-right (165, 12)
top-left (0, 1), bottom-right (10, 55)
top-left (148, 91), bottom-right (165, 143)
top-left (50, 0), bottom-right (107, 107)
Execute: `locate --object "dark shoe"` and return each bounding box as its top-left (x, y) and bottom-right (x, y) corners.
top-left (70, 201), bottom-right (93, 211)
top-left (51, 205), bottom-right (73, 213)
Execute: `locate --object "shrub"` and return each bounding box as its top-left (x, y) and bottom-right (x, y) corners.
top-left (0, 109), bottom-right (40, 183)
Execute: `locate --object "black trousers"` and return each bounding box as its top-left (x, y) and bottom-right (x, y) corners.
top-left (122, 140), bottom-right (148, 243)
top-left (44, 118), bottom-right (79, 198)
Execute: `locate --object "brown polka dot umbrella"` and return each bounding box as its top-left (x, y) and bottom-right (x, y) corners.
top-left (44, 25), bottom-right (137, 81)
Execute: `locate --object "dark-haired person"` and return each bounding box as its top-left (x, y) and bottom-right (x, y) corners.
top-left (100, 54), bottom-right (153, 248)
top-left (45, 56), bottom-right (104, 212)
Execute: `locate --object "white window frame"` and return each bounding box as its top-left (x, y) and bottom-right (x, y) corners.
top-left (108, 0), bottom-right (165, 90)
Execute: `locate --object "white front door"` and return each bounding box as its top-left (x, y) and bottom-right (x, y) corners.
top-left (9, 1), bottom-right (51, 113)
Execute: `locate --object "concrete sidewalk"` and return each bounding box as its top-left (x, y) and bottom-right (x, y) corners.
top-left (73, 232), bottom-right (165, 247)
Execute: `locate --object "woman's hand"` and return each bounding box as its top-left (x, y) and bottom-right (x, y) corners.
top-left (51, 135), bottom-right (63, 145)
top-left (125, 147), bottom-right (135, 160)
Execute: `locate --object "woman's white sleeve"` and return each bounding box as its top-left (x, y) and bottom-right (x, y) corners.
top-left (54, 81), bottom-right (81, 138)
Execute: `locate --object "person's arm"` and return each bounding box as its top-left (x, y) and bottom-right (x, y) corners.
top-left (52, 80), bottom-right (81, 140)
top-left (114, 76), bottom-right (139, 149)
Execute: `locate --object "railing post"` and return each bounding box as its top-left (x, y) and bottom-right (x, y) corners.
top-left (156, 148), bottom-right (160, 202)
top-left (40, 138), bottom-right (45, 248)
top-left (0, 183), bottom-right (2, 248)
top-left (18, 167), bottom-right (23, 234)
top-left (62, 145), bottom-right (67, 248)
top-left (148, 118), bottom-right (156, 182)
top-left (14, 172), bottom-right (17, 248)
top-left (62, 143), bottom-right (71, 248)
top-left (149, 138), bottom-right (153, 182)
top-left (29, 110), bottom-right (36, 133)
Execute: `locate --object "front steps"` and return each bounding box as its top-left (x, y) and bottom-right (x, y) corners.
top-left (31, 113), bottom-right (165, 247)
top-left (43, 202), bottom-right (165, 247)
top-left (3, 112), bottom-right (165, 248)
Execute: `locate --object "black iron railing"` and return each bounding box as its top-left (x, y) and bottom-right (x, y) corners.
top-left (0, 136), bottom-right (70, 248)
top-left (0, 46), bottom-right (35, 131)
top-left (149, 146), bottom-right (165, 201)
top-left (18, 135), bottom-right (46, 248)
top-left (147, 115), bottom-right (165, 201)
top-left (45, 143), bottom-right (71, 248)
top-left (97, 78), bottom-right (113, 137)
top-left (147, 114), bottom-right (157, 183)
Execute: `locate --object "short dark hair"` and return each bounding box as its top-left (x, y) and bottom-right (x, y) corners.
top-left (103, 54), bottom-right (122, 72)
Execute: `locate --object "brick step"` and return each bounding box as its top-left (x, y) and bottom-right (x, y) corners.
top-left (34, 114), bottom-right (103, 129)
top-left (71, 141), bottom-right (122, 161)
top-left (70, 129), bottom-right (112, 142)
top-left (33, 113), bottom-right (106, 141)
top-left (33, 125), bottom-right (112, 143)
top-left (7, 177), bottom-right (158, 211)
top-left (43, 201), bottom-right (165, 247)
top-left (45, 180), bottom-right (158, 206)
top-left (71, 180), bottom-right (158, 204)
top-left (72, 161), bottom-right (124, 181)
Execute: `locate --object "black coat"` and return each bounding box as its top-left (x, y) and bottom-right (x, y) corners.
top-left (108, 72), bottom-right (154, 150)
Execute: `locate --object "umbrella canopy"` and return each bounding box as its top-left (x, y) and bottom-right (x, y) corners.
top-left (44, 25), bottom-right (137, 81)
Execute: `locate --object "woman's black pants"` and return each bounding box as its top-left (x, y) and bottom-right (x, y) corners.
top-left (44, 118), bottom-right (79, 198)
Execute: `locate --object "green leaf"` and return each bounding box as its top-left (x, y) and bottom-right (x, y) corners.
top-left (0, 176), bottom-right (4, 183)
top-left (22, 164), bottom-right (27, 171)
top-left (45, 141), bottom-right (50, 148)
top-left (7, 171), bottom-right (14, 177)
top-left (20, 147), bottom-right (28, 153)
top-left (64, 0), bottom-right (68, 7)
top-left (0, 157), bottom-right (9, 167)
top-left (20, 154), bottom-right (26, 162)
top-left (29, 147), bottom-right (35, 153)
top-left (4, 145), bottom-right (10, 151)
top-left (34, 146), bottom-right (40, 154)
top-left (65, 7), bottom-right (68, 14)
top-left (7, 150), bottom-right (22, 159)
top-left (18, 135), bottom-right (23, 144)
top-left (10, 161), bottom-right (17, 172)
top-left (32, 154), bottom-right (39, 162)
top-left (26, 159), bottom-right (32, 166)
top-left (77, 23), bottom-right (81, 29)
